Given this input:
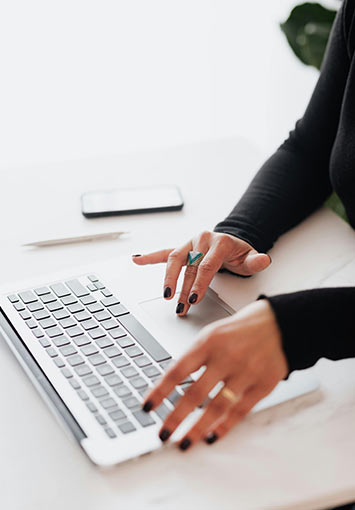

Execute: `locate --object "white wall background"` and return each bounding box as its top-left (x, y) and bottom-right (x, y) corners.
top-left (0, 0), bottom-right (339, 168)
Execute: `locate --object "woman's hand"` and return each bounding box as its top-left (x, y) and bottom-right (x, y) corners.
top-left (132, 231), bottom-right (271, 316)
top-left (142, 299), bottom-right (288, 450)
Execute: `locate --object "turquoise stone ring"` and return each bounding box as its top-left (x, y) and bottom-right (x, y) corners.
top-left (187, 251), bottom-right (204, 267)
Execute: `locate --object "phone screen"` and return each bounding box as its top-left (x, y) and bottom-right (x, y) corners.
top-left (81, 185), bottom-right (184, 218)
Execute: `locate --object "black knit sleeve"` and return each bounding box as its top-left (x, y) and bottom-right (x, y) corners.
top-left (214, 0), bottom-right (351, 253)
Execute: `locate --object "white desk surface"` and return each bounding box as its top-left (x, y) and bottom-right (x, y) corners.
top-left (1, 138), bottom-right (355, 510)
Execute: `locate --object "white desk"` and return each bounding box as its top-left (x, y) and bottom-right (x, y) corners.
top-left (1, 139), bottom-right (355, 510)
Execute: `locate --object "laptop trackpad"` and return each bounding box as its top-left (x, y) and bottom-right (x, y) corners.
top-left (139, 289), bottom-right (233, 349)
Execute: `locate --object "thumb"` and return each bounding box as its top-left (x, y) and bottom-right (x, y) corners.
top-left (239, 252), bottom-right (271, 275)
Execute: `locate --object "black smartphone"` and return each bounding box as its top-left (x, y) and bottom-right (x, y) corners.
top-left (81, 185), bottom-right (184, 218)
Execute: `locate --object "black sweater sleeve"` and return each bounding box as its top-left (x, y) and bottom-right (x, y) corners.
top-left (214, 0), bottom-right (350, 254)
top-left (214, 1), bottom-right (355, 372)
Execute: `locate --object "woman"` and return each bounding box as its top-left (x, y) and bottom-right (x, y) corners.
top-left (134, 1), bottom-right (355, 508)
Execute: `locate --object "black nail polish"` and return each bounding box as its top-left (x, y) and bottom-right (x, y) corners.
top-left (164, 287), bottom-right (171, 298)
top-left (142, 400), bottom-right (153, 412)
top-left (176, 302), bottom-right (184, 314)
top-left (188, 293), bottom-right (198, 304)
top-left (179, 438), bottom-right (191, 451)
top-left (132, 254), bottom-right (141, 257)
top-left (159, 429), bottom-right (171, 442)
top-left (205, 433), bottom-right (218, 444)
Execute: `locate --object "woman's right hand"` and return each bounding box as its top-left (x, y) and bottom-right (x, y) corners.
top-left (132, 231), bottom-right (271, 316)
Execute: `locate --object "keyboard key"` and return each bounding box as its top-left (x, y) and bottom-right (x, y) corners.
top-left (73, 335), bottom-right (91, 347)
top-left (109, 303), bottom-right (129, 316)
top-left (104, 346), bottom-right (121, 358)
top-left (40, 293), bottom-right (57, 304)
top-left (65, 279), bottom-right (89, 298)
top-left (160, 359), bottom-right (174, 371)
top-left (68, 303), bottom-right (85, 314)
top-left (81, 344), bottom-right (99, 356)
top-left (46, 347), bottom-right (57, 358)
top-left (46, 301), bottom-right (64, 312)
top-left (134, 355), bottom-right (152, 368)
top-left (116, 336), bottom-right (134, 348)
top-left (118, 421), bottom-right (136, 434)
top-left (33, 309), bottom-right (50, 321)
top-left (69, 378), bottom-right (81, 390)
top-left (20, 310), bottom-right (31, 320)
top-left (59, 345), bottom-right (77, 357)
top-left (104, 374), bottom-right (123, 387)
top-left (27, 301), bottom-right (44, 312)
top-left (101, 288), bottom-right (113, 298)
top-left (82, 319), bottom-right (98, 331)
top-left (14, 302), bottom-right (25, 311)
top-left (100, 398), bottom-right (117, 410)
top-left (53, 309), bottom-right (70, 320)
top-left (109, 409), bottom-right (126, 421)
top-left (67, 326), bottom-right (84, 338)
top-left (89, 354), bottom-right (106, 366)
top-left (132, 410), bottom-right (155, 427)
top-left (34, 287), bottom-right (50, 296)
top-left (61, 295), bottom-right (78, 306)
top-left (167, 389), bottom-right (182, 406)
top-left (83, 375), bottom-right (100, 387)
top-left (101, 296), bottom-right (120, 307)
top-left (54, 357), bottom-right (65, 368)
top-left (88, 328), bottom-right (106, 340)
top-left (87, 302), bottom-right (104, 313)
top-left (101, 319), bottom-right (118, 330)
top-left (154, 402), bottom-right (171, 421)
top-left (123, 396), bottom-right (140, 409)
top-left (74, 364), bottom-right (92, 377)
top-left (77, 389), bottom-right (89, 401)
top-left (67, 354), bottom-right (84, 367)
top-left (39, 337), bottom-right (51, 348)
top-left (118, 314), bottom-right (171, 363)
top-left (39, 317), bottom-right (57, 329)
top-left (93, 310), bottom-right (111, 322)
top-left (105, 427), bottom-right (117, 439)
top-left (8, 294), bottom-right (19, 303)
top-left (88, 275), bottom-right (98, 282)
top-left (96, 337), bottom-right (113, 349)
top-left (95, 414), bottom-right (106, 426)
top-left (86, 402), bottom-right (97, 412)
top-left (130, 377), bottom-right (148, 390)
top-left (80, 295), bottom-right (96, 306)
top-left (61, 368), bottom-right (72, 378)
top-left (32, 328), bottom-right (44, 338)
top-left (74, 311), bottom-right (91, 322)
top-left (52, 336), bottom-right (70, 347)
top-left (125, 345), bottom-right (143, 358)
top-left (91, 385), bottom-right (109, 398)
top-left (143, 366), bottom-right (161, 378)
top-left (26, 319), bottom-right (37, 329)
top-left (47, 327), bottom-right (63, 338)
top-left (96, 364), bottom-right (114, 377)
top-left (93, 281), bottom-right (105, 290)
top-left (59, 317), bottom-right (77, 329)
top-left (87, 284), bottom-right (97, 292)
top-left (50, 283), bottom-right (71, 298)
top-left (121, 366), bottom-right (139, 379)
top-left (19, 290), bottom-right (37, 304)
top-left (113, 385), bottom-right (131, 398)
top-left (109, 327), bottom-right (127, 340)
top-left (112, 356), bottom-right (130, 369)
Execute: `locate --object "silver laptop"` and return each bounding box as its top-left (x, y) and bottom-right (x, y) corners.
top-left (0, 257), bottom-right (319, 467)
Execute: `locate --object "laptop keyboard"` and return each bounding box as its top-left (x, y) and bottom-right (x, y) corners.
top-left (7, 275), bottom-right (190, 439)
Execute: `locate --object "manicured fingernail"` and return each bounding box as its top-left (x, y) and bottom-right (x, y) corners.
top-left (205, 433), bottom-right (218, 444)
top-left (142, 400), bottom-right (153, 412)
top-left (176, 302), bottom-right (184, 314)
top-left (188, 293), bottom-right (198, 304)
top-left (159, 428), bottom-right (171, 442)
top-left (179, 438), bottom-right (191, 451)
top-left (132, 254), bottom-right (141, 257)
top-left (164, 287), bottom-right (171, 298)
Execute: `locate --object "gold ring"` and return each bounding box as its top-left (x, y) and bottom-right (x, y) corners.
top-left (220, 387), bottom-right (242, 405)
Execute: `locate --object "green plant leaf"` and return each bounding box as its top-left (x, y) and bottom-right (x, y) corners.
top-left (324, 192), bottom-right (349, 222)
top-left (280, 2), bottom-right (336, 70)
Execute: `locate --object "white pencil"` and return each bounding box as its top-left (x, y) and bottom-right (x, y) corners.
top-left (22, 231), bottom-right (129, 247)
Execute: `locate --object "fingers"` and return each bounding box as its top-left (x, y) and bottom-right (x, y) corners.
top-left (227, 251), bottom-right (271, 276)
top-left (163, 241), bottom-right (193, 301)
top-left (132, 249), bottom-right (174, 265)
top-left (186, 246), bottom-right (225, 306)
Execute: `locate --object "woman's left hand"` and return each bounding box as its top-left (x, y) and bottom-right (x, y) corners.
top-left (142, 299), bottom-right (288, 450)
